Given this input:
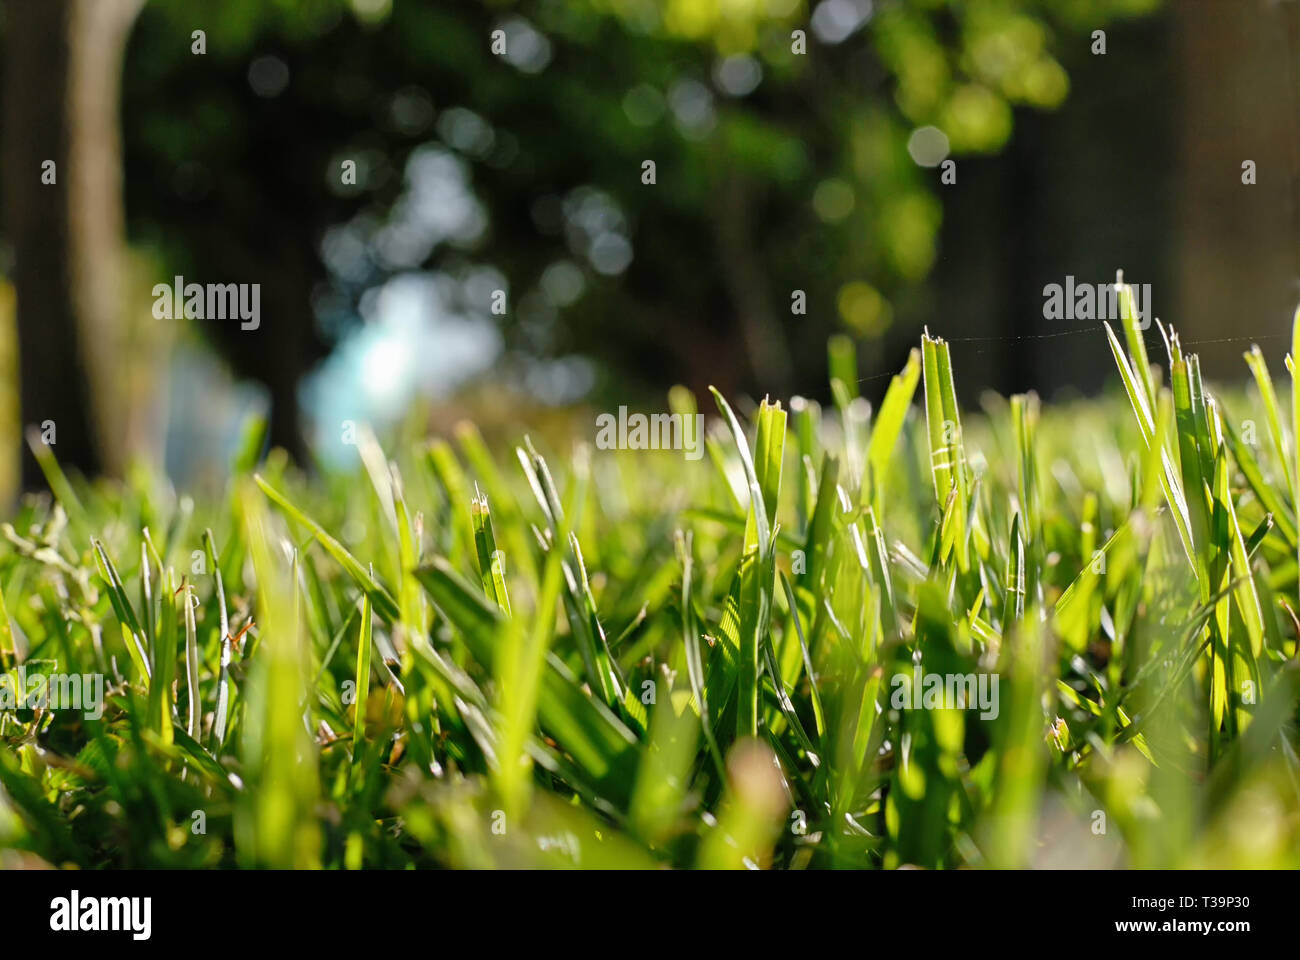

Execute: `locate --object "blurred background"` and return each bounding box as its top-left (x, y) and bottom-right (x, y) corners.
top-left (1, 0), bottom-right (1297, 500)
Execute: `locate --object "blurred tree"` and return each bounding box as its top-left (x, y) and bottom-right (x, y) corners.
top-left (121, 0), bottom-right (1159, 417)
top-left (2, 0), bottom-right (144, 488)
top-left (4, 0), bottom-right (1164, 485)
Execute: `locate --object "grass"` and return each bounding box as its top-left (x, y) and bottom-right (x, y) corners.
top-left (1, 286), bottom-right (1299, 869)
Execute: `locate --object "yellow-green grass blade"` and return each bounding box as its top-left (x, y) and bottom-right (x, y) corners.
top-left (779, 571), bottom-right (825, 737)
top-left (791, 398), bottom-right (820, 530)
top-left (471, 494), bottom-right (511, 616)
top-left (922, 334), bottom-right (953, 510)
top-left (254, 473), bottom-right (400, 623)
top-left (760, 622), bottom-right (820, 766)
top-left (1221, 416), bottom-right (1298, 548)
top-left (715, 391), bottom-right (786, 738)
top-left (1001, 513), bottom-right (1025, 629)
top-left (709, 388), bottom-right (773, 559)
top-left (414, 557), bottom-right (640, 803)
top-left (984, 617), bottom-right (1048, 867)
top-left (1103, 321), bottom-right (1196, 568)
top-left (514, 439), bottom-right (620, 707)
top-left (921, 331), bottom-right (970, 570)
top-left (25, 428), bottom-right (89, 541)
top-left (183, 583), bottom-right (200, 739)
top-left (569, 531), bottom-right (625, 707)
top-left (1171, 352), bottom-right (1213, 595)
top-left (91, 538), bottom-right (151, 685)
top-left (496, 543), bottom-right (564, 816)
top-left (1223, 466), bottom-right (1266, 660)
top-left (204, 528), bottom-right (235, 748)
top-left (677, 530), bottom-right (726, 779)
top-left (1243, 344), bottom-right (1296, 506)
top-left (236, 479), bottom-right (320, 868)
top-left (630, 676), bottom-right (700, 846)
top-left (800, 454), bottom-right (839, 589)
top-left (391, 465), bottom-right (431, 642)
top-left (139, 541), bottom-right (156, 664)
top-left (866, 347), bottom-right (921, 514)
top-left (1010, 393), bottom-right (1040, 547)
top-left (427, 439), bottom-right (476, 565)
top-left (385, 516), bottom-right (442, 781)
top-left (1118, 277), bottom-right (1158, 413)
top-left (350, 593), bottom-right (373, 778)
top-left (456, 420), bottom-right (540, 588)
top-left (863, 504), bottom-right (898, 640)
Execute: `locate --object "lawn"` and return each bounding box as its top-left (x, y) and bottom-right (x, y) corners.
top-left (1, 284), bottom-right (1297, 869)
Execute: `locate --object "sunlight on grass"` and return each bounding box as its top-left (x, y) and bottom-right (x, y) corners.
top-left (1, 305), bottom-right (1298, 868)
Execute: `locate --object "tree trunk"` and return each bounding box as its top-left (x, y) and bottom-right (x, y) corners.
top-left (2, 0), bottom-right (142, 491)
top-left (1172, 0), bottom-right (1297, 375)
top-left (66, 0), bottom-right (148, 475)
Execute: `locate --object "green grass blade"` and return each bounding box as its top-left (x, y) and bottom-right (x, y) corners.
top-left (351, 593), bottom-right (373, 776)
top-left (471, 494), bottom-right (511, 616)
top-left (254, 473), bottom-right (400, 623)
top-left (91, 538), bottom-right (151, 684)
